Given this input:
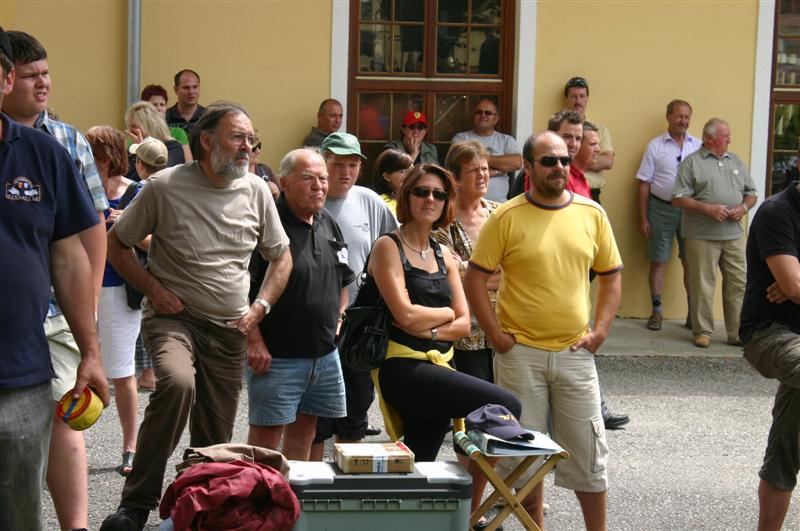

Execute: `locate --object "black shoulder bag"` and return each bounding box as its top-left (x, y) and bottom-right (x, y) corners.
top-left (338, 237), bottom-right (392, 371)
top-left (117, 183), bottom-right (147, 311)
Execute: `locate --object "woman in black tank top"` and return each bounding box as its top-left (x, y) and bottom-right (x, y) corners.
top-left (367, 164), bottom-right (521, 516)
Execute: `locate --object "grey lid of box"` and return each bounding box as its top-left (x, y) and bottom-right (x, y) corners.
top-left (288, 460), bottom-right (472, 499)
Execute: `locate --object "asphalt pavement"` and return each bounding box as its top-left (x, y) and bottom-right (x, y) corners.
top-left (42, 318), bottom-right (800, 530)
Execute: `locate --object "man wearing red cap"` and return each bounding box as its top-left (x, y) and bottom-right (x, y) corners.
top-left (384, 110), bottom-right (439, 165)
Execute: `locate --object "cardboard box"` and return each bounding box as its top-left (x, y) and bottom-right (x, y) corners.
top-left (334, 442), bottom-right (415, 474)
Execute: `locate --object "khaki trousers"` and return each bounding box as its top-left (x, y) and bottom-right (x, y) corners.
top-left (685, 237), bottom-right (747, 340)
top-left (120, 312), bottom-right (246, 510)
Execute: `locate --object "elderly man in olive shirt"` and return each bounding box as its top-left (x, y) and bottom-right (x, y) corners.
top-left (672, 117), bottom-right (757, 348)
top-left (101, 102), bottom-right (292, 531)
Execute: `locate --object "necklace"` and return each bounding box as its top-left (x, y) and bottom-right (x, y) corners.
top-left (399, 227), bottom-right (430, 260)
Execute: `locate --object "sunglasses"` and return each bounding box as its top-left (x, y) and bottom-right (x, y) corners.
top-left (405, 123), bottom-right (427, 131)
top-left (411, 186), bottom-right (449, 201)
top-left (534, 156), bottom-right (571, 167)
top-left (474, 110), bottom-right (496, 116)
top-left (565, 77), bottom-right (588, 89)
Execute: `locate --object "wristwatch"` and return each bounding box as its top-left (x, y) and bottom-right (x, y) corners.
top-left (431, 327), bottom-right (438, 341)
top-left (254, 297), bottom-right (271, 316)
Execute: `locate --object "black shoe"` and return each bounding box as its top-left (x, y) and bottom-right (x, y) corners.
top-left (604, 413), bottom-right (630, 430)
top-left (99, 506), bottom-right (149, 531)
top-left (365, 424), bottom-right (382, 436)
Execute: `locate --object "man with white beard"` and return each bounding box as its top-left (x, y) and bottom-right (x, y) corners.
top-left (100, 102), bottom-right (292, 531)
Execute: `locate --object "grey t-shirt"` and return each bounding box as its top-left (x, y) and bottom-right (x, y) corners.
top-left (325, 185), bottom-right (398, 304)
top-left (672, 147), bottom-right (757, 241)
top-left (451, 129), bottom-right (520, 202)
top-left (113, 161), bottom-right (290, 323)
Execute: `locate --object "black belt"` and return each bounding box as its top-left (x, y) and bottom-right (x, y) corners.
top-left (650, 194), bottom-right (672, 205)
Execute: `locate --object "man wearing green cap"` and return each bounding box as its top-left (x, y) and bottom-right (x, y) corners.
top-left (310, 132), bottom-right (398, 458)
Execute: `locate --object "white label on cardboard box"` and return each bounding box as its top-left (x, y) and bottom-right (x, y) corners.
top-left (363, 444), bottom-right (388, 473)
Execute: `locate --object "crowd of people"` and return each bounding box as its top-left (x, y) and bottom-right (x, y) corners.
top-left (2, 22), bottom-right (800, 531)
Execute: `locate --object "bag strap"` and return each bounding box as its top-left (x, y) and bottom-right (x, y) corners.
top-left (429, 237), bottom-right (447, 275)
top-left (384, 232), bottom-right (412, 271)
top-left (117, 182), bottom-right (141, 210)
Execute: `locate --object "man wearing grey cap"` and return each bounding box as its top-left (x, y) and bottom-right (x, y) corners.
top-left (310, 132), bottom-right (398, 460)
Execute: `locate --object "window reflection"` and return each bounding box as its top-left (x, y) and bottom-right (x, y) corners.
top-left (772, 103), bottom-right (800, 195)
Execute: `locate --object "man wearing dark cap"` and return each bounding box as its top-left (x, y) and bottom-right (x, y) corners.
top-left (3, 29), bottom-right (110, 531)
top-left (310, 132), bottom-right (398, 460)
top-left (563, 76), bottom-right (615, 203)
top-left (0, 26), bottom-right (109, 530)
top-left (384, 110), bottom-right (439, 164)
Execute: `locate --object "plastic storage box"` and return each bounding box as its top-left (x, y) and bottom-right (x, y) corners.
top-left (288, 461), bottom-right (471, 531)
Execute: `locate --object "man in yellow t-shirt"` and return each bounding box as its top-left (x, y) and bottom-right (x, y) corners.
top-left (464, 131), bottom-right (622, 531)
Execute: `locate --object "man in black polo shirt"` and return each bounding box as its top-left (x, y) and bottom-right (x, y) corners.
top-left (245, 148), bottom-right (353, 460)
top-left (165, 69), bottom-right (206, 136)
top-left (741, 181), bottom-right (800, 531)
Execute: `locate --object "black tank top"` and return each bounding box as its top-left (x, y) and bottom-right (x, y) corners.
top-left (385, 233), bottom-right (452, 353)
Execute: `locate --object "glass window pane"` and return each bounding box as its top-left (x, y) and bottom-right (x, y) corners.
top-left (469, 29), bottom-right (500, 74)
top-left (780, 0), bottom-right (800, 36)
top-left (390, 93), bottom-right (424, 140)
top-left (358, 93), bottom-right (391, 141)
top-left (772, 103), bottom-right (800, 196)
top-left (439, 0), bottom-right (468, 23)
top-left (434, 94), bottom-right (468, 143)
top-left (361, 0), bottom-right (391, 21)
top-left (396, 0), bottom-right (424, 21)
top-left (472, 0), bottom-right (501, 24)
top-left (437, 26), bottom-right (468, 73)
top-left (360, 24), bottom-right (391, 72)
top-left (393, 25), bottom-right (424, 72)
top-left (776, 38), bottom-right (800, 85)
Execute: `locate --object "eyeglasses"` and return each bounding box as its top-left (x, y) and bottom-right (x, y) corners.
top-left (215, 131), bottom-right (259, 147)
top-left (405, 123), bottom-right (427, 131)
top-left (411, 186), bottom-right (448, 201)
top-left (474, 110), bottom-right (496, 116)
top-left (252, 142), bottom-right (262, 152)
top-left (534, 156), bottom-right (571, 167)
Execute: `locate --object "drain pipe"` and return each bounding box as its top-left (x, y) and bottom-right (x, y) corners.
top-left (126, 0), bottom-right (141, 108)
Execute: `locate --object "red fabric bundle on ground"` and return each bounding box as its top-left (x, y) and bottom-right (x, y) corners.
top-left (159, 459), bottom-right (299, 531)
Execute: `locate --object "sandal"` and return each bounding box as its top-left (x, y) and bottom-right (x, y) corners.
top-left (116, 451), bottom-right (135, 476)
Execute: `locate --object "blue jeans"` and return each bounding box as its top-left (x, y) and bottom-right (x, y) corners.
top-left (0, 382), bottom-right (53, 530)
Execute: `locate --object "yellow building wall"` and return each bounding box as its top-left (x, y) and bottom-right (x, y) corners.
top-left (0, 0), bottom-right (332, 171)
top-left (139, 0), bottom-right (332, 170)
top-left (3, 0), bottom-right (128, 131)
top-left (534, 1), bottom-right (759, 319)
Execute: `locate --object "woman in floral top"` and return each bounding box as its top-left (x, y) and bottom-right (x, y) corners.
top-left (434, 140), bottom-right (501, 383)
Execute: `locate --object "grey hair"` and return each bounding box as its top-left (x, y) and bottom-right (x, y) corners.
top-left (703, 118), bottom-right (728, 140)
top-left (278, 148), bottom-right (323, 178)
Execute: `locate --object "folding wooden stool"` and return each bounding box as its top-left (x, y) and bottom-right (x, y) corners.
top-left (454, 431), bottom-right (569, 531)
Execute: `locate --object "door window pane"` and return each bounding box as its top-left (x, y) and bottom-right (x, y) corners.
top-left (473, 0), bottom-right (501, 24)
top-left (360, 24), bottom-right (391, 72)
top-left (772, 103), bottom-right (800, 196)
top-left (434, 94), bottom-right (468, 143)
top-left (439, 0), bottom-right (468, 23)
top-left (358, 93), bottom-right (391, 141)
top-left (396, 0), bottom-right (424, 22)
top-left (393, 25), bottom-right (424, 72)
top-left (471, 29), bottom-right (500, 74)
top-left (437, 26), bottom-right (467, 73)
top-left (780, 0), bottom-right (800, 36)
top-left (361, 0), bottom-right (391, 21)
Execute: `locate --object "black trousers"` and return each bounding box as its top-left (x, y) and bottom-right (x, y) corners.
top-left (379, 357), bottom-right (521, 461)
